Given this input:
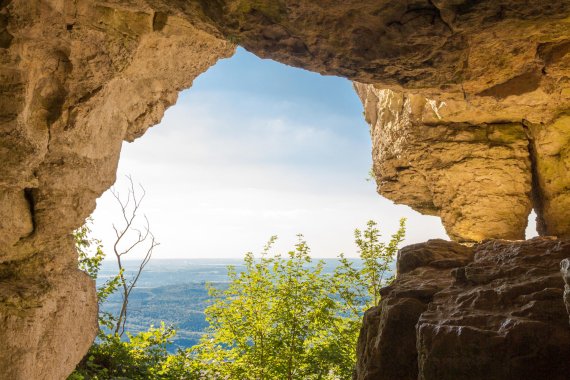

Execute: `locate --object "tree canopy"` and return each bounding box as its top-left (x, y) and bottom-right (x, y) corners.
top-left (70, 219), bottom-right (406, 380)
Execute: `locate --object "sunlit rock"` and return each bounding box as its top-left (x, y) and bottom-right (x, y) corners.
top-left (356, 86), bottom-right (535, 241)
top-left (1, 0), bottom-right (570, 377)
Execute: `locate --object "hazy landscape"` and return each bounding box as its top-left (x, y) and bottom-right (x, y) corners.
top-left (99, 258), bottom-right (364, 350)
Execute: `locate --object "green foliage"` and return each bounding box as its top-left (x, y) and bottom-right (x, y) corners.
top-left (354, 218), bottom-right (406, 307)
top-left (75, 218), bottom-right (123, 331)
top-left (365, 167), bottom-right (375, 183)
top-left (186, 219), bottom-right (406, 379)
top-left (71, 323), bottom-right (178, 380)
top-left (190, 235), bottom-right (341, 379)
top-left (75, 218), bottom-right (105, 280)
top-left (71, 219), bottom-right (181, 380)
top-left (70, 218), bottom-right (406, 380)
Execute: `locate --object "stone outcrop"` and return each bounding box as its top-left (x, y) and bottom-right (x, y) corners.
top-left (349, 1), bottom-right (570, 242)
top-left (356, 86), bottom-right (534, 241)
top-left (356, 82), bottom-right (570, 241)
top-left (1, 1), bottom-right (234, 377)
top-left (0, 268), bottom-right (97, 380)
top-left (529, 115), bottom-right (570, 237)
top-left (355, 240), bottom-right (473, 379)
top-left (355, 238), bottom-right (570, 380)
top-left (1, 0), bottom-right (570, 378)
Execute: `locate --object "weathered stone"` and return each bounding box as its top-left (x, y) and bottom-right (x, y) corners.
top-left (0, 1), bottom-right (234, 376)
top-left (0, 267), bottom-right (97, 380)
top-left (356, 297), bottom-right (427, 380)
top-left (419, 238), bottom-right (570, 380)
top-left (1, 0), bottom-right (570, 377)
top-left (216, 0), bottom-right (570, 99)
top-left (355, 240), bottom-right (473, 380)
top-left (356, 36), bottom-right (570, 239)
top-left (355, 238), bottom-right (570, 380)
top-left (0, 190), bottom-right (33, 249)
top-left (398, 239), bottom-right (473, 274)
top-left (356, 86), bottom-right (534, 241)
top-left (528, 115), bottom-right (570, 237)
top-left (562, 258), bottom-right (570, 324)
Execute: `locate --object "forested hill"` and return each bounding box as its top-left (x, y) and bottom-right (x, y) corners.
top-left (98, 258), bottom-right (364, 350)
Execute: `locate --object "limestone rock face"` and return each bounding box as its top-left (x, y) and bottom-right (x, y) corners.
top-left (354, 18), bottom-right (570, 240)
top-left (0, 267), bottom-right (97, 380)
top-left (1, 1), bottom-right (234, 376)
top-left (1, 0), bottom-right (570, 378)
top-left (356, 86), bottom-right (534, 241)
top-left (355, 238), bottom-right (570, 380)
top-left (214, 0), bottom-right (570, 96)
top-left (530, 115), bottom-right (570, 237)
top-left (357, 82), bottom-right (570, 241)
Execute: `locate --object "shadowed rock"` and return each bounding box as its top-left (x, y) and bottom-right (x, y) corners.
top-left (355, 238), bottom-right (570, 380)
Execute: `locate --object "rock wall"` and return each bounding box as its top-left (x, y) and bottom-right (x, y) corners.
top-left (355, 77), bottom-right (570, 242)
top-left (1, 0), bottom-right (570, 378)
top-left (562, 258), bottom-right (570, 324)
top-left (355, 238), bottom-right (570, 380)
top-left (355, 86), bottom-right (534, 242)
top-left (0, 1), bottom-right (234, 377)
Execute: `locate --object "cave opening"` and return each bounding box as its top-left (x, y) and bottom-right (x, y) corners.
top-left (90, 47), bottom-right (448, 260)
top-left (85, 46), bottom-right (450, 352)
top-left (2, 2), bottom-right (570, 378)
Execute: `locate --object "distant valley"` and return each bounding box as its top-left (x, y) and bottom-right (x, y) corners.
top-left (98, 258), bottom-right (361, 350)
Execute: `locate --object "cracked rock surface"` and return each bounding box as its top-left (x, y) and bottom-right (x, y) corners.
top-left (356, 86), bottom-right (535, 241)
top-left (1, 0), bottom-right (570, 377)
top-left (357, 80), bottom-right (570, 241)
top-left (355, 238), bottom-right (570, 380)
top-left (0, 1), bottom-right (234, 377)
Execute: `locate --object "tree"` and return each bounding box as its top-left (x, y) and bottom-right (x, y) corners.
top-left (189, 236), bottom-right (337, 379)
top-left (71, 214), bottom-right (406, 380)
top-left (75, 219), bottom-right (122, 331)
top-left (75, 176), bottom-right (159, 336)
top-left (70, 178), bottom-right (173, 380)
top-left (334, 218), bottom-right (406, 312)
top-left (321, 218), bottom-right (406, 378)
top-left (188, 219), bottom-right (406, 380)
top-left (69, 322), bottom-right (177, 380)
top-left (109, 177), bottom-right (159, 336)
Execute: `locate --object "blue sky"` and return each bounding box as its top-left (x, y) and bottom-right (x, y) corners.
top-left (91, 47), bottom-right (452, 259)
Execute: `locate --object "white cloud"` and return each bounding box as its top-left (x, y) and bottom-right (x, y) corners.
top-left (91, 52), bottom-right (450, 260)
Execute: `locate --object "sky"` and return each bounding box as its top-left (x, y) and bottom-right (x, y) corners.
top-left (89, 47), bottom-right (534, 259)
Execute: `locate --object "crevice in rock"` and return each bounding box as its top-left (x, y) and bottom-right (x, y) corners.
top-left (522, 119), bottom-right (547, 236)
top-left (65, 85), bottom-right (103, 131)
top-left (477, 70), bottom-right (542, 99)
top-left (537, 39), bottom-right (570, 66)
top-left (0, 9), bottom-right (13, 49)
top-left (152, 12), bottom-right (168, 32)
top-left (22, 188), bottom-right (36, 237)
top-left (427, 0), bottom-right (453, 34)
top-left (76, 85), bottom-right (102, 106)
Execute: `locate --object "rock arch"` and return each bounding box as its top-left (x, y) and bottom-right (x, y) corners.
top-left (1, 1), bottom-right (569, 377)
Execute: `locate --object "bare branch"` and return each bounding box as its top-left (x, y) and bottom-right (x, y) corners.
top-left (109, 176), bottom-right (159, 337)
